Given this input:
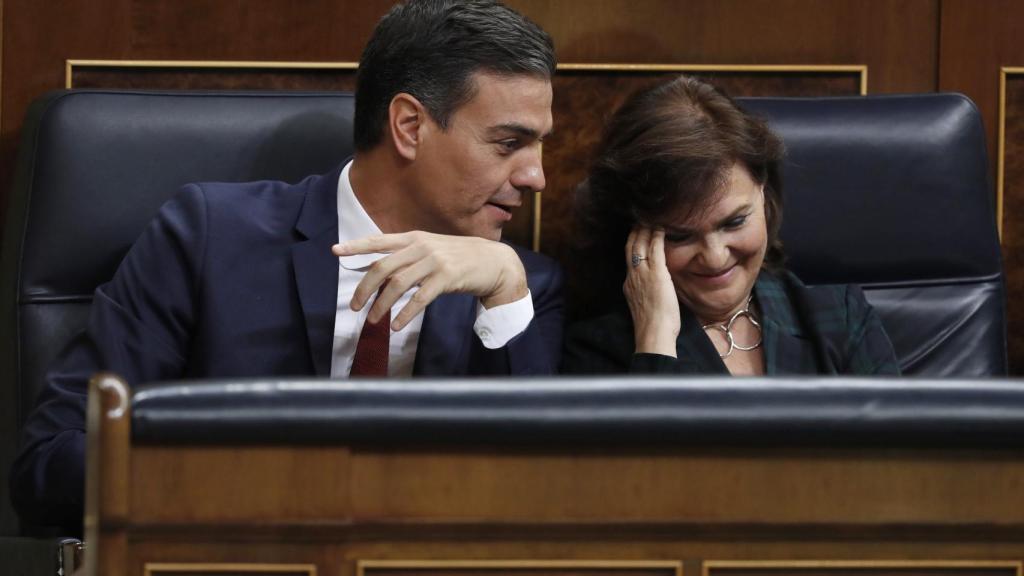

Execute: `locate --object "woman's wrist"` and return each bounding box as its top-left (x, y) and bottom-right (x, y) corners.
top-left (634, 325), bottom-right (678, 357)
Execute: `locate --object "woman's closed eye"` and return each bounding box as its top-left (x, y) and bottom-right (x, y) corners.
top-left (722, 214), bottom-right (748, 230)
top-left (665, 231), bottom-right (694, 244)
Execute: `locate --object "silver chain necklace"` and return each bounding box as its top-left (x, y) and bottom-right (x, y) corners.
top-left (701, 295), bottom-right (763, 359)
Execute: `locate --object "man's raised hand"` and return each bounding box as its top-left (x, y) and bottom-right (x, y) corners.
top-left (332, 231), bottom-right (529, 331)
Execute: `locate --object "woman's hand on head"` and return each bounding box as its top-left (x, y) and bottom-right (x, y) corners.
top-left (624, 226), bottom-right (681, 357)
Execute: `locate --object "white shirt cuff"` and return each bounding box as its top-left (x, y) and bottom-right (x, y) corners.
top-left (473, 290), bottom-right (534, 349)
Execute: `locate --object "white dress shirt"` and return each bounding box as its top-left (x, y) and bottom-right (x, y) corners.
top-left (330, 160), bottom-right (534, 377)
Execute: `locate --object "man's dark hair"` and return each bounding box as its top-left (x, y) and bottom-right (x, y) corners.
top-left (354, 0), bottom-right (556, 152)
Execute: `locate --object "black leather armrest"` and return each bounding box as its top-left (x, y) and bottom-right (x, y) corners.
top-left (133, 377), bottom-right (1024, 449)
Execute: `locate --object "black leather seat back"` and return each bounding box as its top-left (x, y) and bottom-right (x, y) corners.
top-left (738, 94), bottom-right (1005, 375)
top-left (0, 90), bottom-right (355, 533)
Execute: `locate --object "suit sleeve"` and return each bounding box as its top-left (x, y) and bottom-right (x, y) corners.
top-left (505, 250), bottom-right (564, 375)
top-left (564, 328), bottom-right (699, 375)
top-left (563, 310), bottom-right (692, 375)
top-left (562, 317), bottom-right (628, 374)
top-left (842, 285), bottom-right (901, 375)
top-left (9, 184), bottom-right (207, 534)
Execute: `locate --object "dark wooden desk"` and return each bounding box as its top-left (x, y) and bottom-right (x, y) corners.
top-left (84, 375), bottom-right (1024, 576)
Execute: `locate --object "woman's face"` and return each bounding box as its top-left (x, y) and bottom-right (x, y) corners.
top-left (661, 163), bottom-right (768, 323)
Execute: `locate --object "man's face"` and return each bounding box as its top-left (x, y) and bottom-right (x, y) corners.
top-left (409, 72), bottom-right (553, 241)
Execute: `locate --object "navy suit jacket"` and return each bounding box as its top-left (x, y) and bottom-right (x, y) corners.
top-left (10, 164), bottom-right (564, 534)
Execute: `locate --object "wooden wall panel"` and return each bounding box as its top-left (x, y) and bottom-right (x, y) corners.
top-left (99, 429), bottom-right (1024, 574)
top-left (144, 564), bottom-right (316, 576)
top-left (1, 0), bottom-right (939, 227)
top-left (68, 64), bottom-right (359, 92)
top-left (939, 1), bottom-right (1024, 373)
top-left (704, 562), bottom-right (1022, 576)
top-left (508, 0), bottom-right (937, 93)
top-left (0, 0), bottom-right (397, 226)
top-left (1000, 73), bottom-right (1024, 373)
top-left (358, 560), bottom-right (682, 576)
top-left (939, 0), bottom-right (1024, 172)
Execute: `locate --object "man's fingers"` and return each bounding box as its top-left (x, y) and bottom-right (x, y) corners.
top-left (350, 245), bottom-right (426, 311)
top-left (347, 231), bottom-right (526, 327)
top-left (365, 259), bottom-right (432, 323)
top-left (332, 231), bottom-right (416, 257)
top-left (351, 264), bottom-right (389, 312)
top-left (392, 277), bottom-right (444, 331)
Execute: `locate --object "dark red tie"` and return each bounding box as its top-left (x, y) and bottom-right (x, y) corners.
top-left (350, 285), bottom-right (390, 377)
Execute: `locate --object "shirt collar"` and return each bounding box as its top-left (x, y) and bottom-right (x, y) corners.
top-left (336, 159), bottom-right (386, 271)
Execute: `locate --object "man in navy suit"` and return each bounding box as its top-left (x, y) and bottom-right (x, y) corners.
top-left (11, 0), bottom-right (562, 535)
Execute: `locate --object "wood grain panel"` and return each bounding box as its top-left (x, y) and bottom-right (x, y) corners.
top-left (704, 561), bottom-right (1021, 576)
top-left (69, 63), bottom-right (358, 92)
top-left (364, 565), bottom-right (659, 569)
top-left (145, 564), bottom-right (316, 576)
top-left (130, 446), bottom-right (351, 523)
top-left (110, 444), bottom-right (1024, 576)
top-left (1, 0), bottom-right (938, 235)
top-left (508, 0), bottom-right (936, 93)
top-left (0, 0), bottom-right (394, 227)
top-left (939, 2), bottom-right (1024, 374)
top-left (129, 542), bottom-right (343, 576)
top-left (122, 537), bottom-right (1024, 576)
top-left (359, 560), bottom-right (681, 576)
top-left (940, 0), bottom-right (1024, 174)
top-left (348, 448), bottom-right (1024, 525)
top-left (86, 375), bottom-right (132, 576)
top-left (1000, 72), bottom-right (1024, 373)
top-left (362, 570), bottom-right (666, 576)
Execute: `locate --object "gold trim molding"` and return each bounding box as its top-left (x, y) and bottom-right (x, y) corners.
top-left (65, 60), bottom-right (868, 93)
top-left (358, 559), bottom-right (683, 576)
top-left (557, 63), bottom-right (868, 95)
top-left (143, 562), bottom-right (317, 576)
top-left (703, 560), bottom-right (1023, 576)
top-left (65, 59), bottom-right (359, 89)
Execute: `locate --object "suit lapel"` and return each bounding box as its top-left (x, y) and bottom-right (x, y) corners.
top-left (291, 166), bottom-right (344, 376)
top-left (755, 271), bottom-right (808, 375)
top-left (678, 311), bottom-right (729, 374)
top-left (413, 293), bottom-right (476, 375)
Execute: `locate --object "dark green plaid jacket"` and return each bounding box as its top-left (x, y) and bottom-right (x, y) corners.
top-left (563, 270), bottom-right (901, 376)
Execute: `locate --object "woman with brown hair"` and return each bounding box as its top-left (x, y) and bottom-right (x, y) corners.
top-left (563, 76), bottom-right (899, 375)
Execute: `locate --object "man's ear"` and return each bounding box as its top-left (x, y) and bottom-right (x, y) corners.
top-left (388, 93), bottom-right (426, 161)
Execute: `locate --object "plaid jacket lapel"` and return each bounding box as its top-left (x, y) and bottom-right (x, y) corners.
top-left (678, 310), bottom-right (729, 374)
top-left (754, 271), bottom-right (816, 375)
